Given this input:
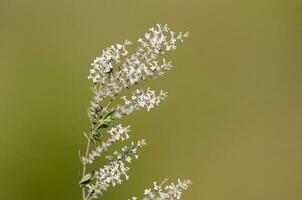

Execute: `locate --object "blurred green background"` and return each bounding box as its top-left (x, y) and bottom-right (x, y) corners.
top-left (0, 0), bottom-right (302, 199)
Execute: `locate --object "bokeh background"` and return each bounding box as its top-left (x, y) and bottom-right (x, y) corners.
top-left (0, 0), bottom-right (302, 199)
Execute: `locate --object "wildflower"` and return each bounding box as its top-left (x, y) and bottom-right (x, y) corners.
top-left (86, 140), bottom-right (146, 199)
top-left (129, 179), bottom-right (192, 200)
top-left (88, 40), bottom-right (132, 84)
top-left (82, 124), bottom-right (130, 165)
top-left (114, 88), bottom-right (167, 119)
top-left (87, 24), bottom-right (188, 122)
top-left (80, 24), bottom-right (190, 200)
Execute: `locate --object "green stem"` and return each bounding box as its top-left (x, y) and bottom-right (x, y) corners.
top-left (82, 134), bottom-right (91, 200)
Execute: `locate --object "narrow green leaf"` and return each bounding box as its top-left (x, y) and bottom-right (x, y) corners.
top-left (79, 173), bottom-right (92, 185)
top-left (104, 110), bottom-right (115, 119)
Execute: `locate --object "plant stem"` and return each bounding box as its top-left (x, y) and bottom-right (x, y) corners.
top-left (82, 135), bottom-right (91, 200)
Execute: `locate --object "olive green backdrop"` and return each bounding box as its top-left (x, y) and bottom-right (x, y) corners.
top-left (0, 0), bottom-right (301, 199)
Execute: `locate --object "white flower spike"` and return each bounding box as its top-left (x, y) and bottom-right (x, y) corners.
top-left (80, 24), bottom-right (190, 200)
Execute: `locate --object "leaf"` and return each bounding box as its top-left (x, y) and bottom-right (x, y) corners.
top-left (100, 123), bottom-right (109, 128)
top-left (79, 173), bottom-right (92, 185)
top-left (104, 109), bottom-right (115, 119)
top-left (103, 117), bottom-right (112, 124)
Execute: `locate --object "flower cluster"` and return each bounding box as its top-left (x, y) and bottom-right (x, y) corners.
top-left (86, 140), bottom-right (146, 199)
top-left (88, 40), bottom-right (131, 84)
top-left (129, 179), bottom-right (192, 200)
top-left (82, 124), bottom-right (130, 165)
top-left (80, 24), bottom-right (190, 200)
top-left (88, 24), bottom-right (188, 123)
top-left (87, 160), bottom-right (129, 198)
top-left (107, 139), bottom-right (146, 162)
top-left (114, 88), bottom-right (167, 119)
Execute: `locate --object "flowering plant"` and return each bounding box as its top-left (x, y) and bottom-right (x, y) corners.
top-left (79, 24), bottom-right (191, 200)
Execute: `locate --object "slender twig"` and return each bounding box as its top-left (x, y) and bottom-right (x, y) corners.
top-left (82, 133), bottom-right (91, 200)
